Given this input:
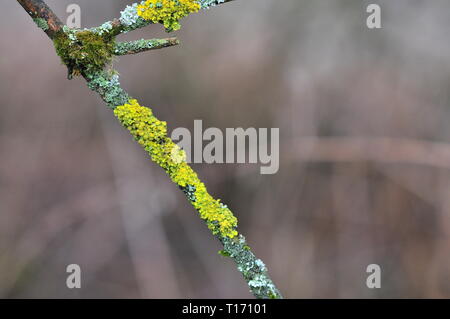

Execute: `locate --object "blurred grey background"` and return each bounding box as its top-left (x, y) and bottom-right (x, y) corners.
top-left (1, 0), bottom-right (450, 298)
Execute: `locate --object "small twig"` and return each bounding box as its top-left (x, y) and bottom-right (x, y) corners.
top-left (290, 137), bottom-right (450, 170)
top-left (114, 38), bottom-right (180, 56)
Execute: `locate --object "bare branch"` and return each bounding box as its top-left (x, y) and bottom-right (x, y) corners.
top-left (17, 0), bottom-right (63, 39)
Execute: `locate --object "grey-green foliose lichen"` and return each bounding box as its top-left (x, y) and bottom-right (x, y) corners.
top-left (114, 38), bottom-right (178, 55)
top-left (119, 3), bottom-right (151, 33)
top-left (221, 235), bottom-right (282, 299)
top-left (86, 70), bottom-right (130, 108)
top-left (33, 18), bottom-right (49, 31)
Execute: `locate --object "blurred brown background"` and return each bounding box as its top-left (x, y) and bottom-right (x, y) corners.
top-left (1, 0), bottom-right (450, 298)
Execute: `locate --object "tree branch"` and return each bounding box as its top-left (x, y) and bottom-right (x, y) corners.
top-left (94, 0), bottom-right (237, 36)
top-left (16, 0), bottom-right (282, 299)
top-left (114, 38), bottom-right (180, 56)
top-left (17, 0), bottom-right (63, 39)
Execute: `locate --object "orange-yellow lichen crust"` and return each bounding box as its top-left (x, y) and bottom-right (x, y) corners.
top-left (114, 99), bottom-right (238, 238)
top-left (137, 0), bottom-right (201, 31)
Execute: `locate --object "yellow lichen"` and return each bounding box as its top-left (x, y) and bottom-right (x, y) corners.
top-left (114, 99), bottom-right (238, 238)
top-left (137, 0), bottom-right (201, 31)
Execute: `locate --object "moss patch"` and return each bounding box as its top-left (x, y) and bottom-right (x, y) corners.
top-left (53, 29), bottom-right (115, 78)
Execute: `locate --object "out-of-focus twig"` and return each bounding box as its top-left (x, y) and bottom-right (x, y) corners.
top-left (290, 137), bottom-right (450, 170)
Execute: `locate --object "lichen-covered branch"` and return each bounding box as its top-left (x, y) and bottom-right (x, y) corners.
top-left (16, 0), bottom-right (282, 299)
top-left (221, 236), bottom-right (281, 299)
top-left (92, 0), bottom-right (236, 36)
top-left (85, 71), bottom-right (130, 108)
top-left (114, 38), bottom-right (179, 56)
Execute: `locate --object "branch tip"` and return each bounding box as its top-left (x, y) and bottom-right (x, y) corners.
top-left (114, 38), bottom-right (180, 56)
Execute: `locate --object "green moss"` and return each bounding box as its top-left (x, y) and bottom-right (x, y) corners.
top-left (218, 250), bottom-right (231, 257)
top-left (53, 29), bottom-right (115, 78)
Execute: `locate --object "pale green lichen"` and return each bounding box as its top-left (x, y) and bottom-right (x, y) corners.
top-left (86, 71), bottom-right (130, 108)
top-left (114, 38), bottom-right (178, 55)
top-left (120, 3), bottom-right (146, 29)
top-left (33, 18), bottom-right (49, 31)
top-left (92, 21), bottom-right (114, 36)
top-left (199, 0), bottom-right (227, 9)
top-left (222, 235), bottom-right (282, 299)
top-left (114, 99), bottom-right (238, 238)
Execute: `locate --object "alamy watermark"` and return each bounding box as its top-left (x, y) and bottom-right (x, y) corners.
top-left (66, 4), bottom-right (81, 28)
top-left (171, 120), bottom-right (280, 175)
top-left (367, 4), bottom-right (382, 29)
top-left (66, 264), bottom-right (81, 289)
top-left (366, 264), bottom-right (381, 289)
